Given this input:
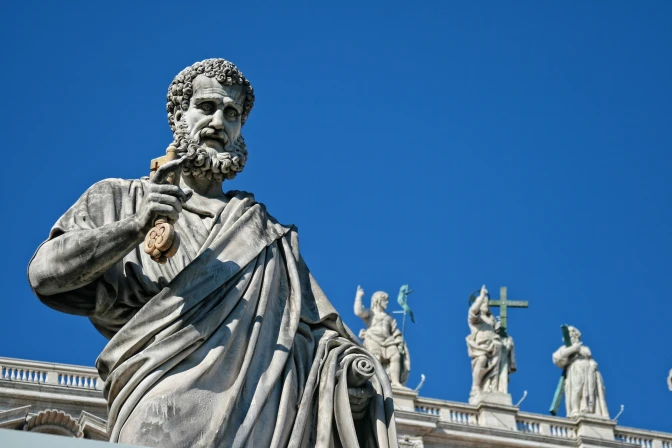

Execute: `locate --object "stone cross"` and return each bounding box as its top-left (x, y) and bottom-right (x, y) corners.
top-left (488, 286), bottom-right (528, 336)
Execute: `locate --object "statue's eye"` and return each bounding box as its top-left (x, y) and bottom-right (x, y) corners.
top-left (200, 102), bottom-right (215, 114)
top-left (225, 107), bottom-right (239, 119)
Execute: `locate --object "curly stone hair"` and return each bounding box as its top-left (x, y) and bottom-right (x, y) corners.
top-left (166, 58), bottom-right (255, 132)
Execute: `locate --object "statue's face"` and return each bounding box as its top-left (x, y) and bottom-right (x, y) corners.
top-left (380, 295), bottom-right (389, 310)
top-left (570, 332), bottom-right (580, 344)
top-left (175, 75), bottom-right (244, 152)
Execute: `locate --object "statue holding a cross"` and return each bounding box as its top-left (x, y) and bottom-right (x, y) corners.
top-left (551, 325), bottom-right (609, 418)
top-left (466, 285), bottom-right (528, 403)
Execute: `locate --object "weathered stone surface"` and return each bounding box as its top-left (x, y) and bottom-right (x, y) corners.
top-left (27, 58), bottom-right (397, 448)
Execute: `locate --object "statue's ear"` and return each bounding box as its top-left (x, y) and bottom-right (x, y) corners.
top-left (174, 110), bottom-right (183, 128)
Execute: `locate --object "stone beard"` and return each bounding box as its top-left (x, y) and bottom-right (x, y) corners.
top-left (172, 127), bottom-right (248, 182)
top-left (27, 58), bottom-right (399, 448)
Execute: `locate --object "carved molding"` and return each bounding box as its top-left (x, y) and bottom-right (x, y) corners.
top-left (78, 411), bottom-right (108, 441)
top-left (0, 405), bottom-right (31, 430)
top-left (24, 409), bottom-right (83, 438)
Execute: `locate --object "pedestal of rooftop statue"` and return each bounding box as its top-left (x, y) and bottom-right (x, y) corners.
top-left (471, 392), bottom-right (518, 431)
top-left (391, 385), bottom-right (418, 412)
top-left (575, 415), bottom-right (617, 447)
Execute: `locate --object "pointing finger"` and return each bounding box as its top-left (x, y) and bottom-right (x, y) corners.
top-left (151, 157), bottom-right (186, 185)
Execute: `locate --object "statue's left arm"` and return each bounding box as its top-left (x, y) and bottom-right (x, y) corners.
top-left (552, 343), bottom-right (582, 369)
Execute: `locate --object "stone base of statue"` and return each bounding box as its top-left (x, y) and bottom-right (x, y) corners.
top-left (471, 392), bottom-right (518, 431)
top-left (390, 385), bottom-right (418, 412)
top-left (575, 414), bottom-right (616, 440)
top-left (469, 391), bottom-right (512, 406)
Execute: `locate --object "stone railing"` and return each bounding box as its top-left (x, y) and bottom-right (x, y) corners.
top-left (0, 357), bottom-right (103, 391)
top-left (614, 426), bottom-right (672, 448)
top-left (3, 355), bottom-right (672, 448)
top-left (408, 393), bottom-right (672, 447)
top-left (412, 395), bottom-right (579, 438)
top-left (515, 411), bottom-right (577, 439)
top-left (414, 396), bottom-right (478, 426)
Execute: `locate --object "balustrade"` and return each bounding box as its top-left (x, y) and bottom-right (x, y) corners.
top-left (516, 419), bottom-right (541, 434)
top-left (614, 427), bottom-right (672, 448)
top-left (0, 357), bottom-right (102, 391)
top-left (446, 409), bottom-right (477, 425)
top-left (549, 424), bottom-right (576, 438)
top-left (4, 355), bottom-right (672, 447)
top-left (415, 404), bottom-right (440, 416)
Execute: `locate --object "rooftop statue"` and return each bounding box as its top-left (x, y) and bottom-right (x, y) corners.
top-left (28, 58), bottom-right (398, 447)
top-left (354, 286), bottom-right (411, 388)
top-left (552, 325), bottom-right (609, 418)
top-left (466, 285), bottom-right (517, 403)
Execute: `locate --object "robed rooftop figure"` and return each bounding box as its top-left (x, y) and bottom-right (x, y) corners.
top-left (28, 58), bottom-right (398, 448)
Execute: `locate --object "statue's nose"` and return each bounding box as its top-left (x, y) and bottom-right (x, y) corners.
top-left (210, 109), bottom-right (224, 129)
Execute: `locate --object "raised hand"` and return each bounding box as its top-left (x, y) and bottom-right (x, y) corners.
top-left (356, 285), bottom-right (365, 299)
top-left (134, 158), bottom-right (193, 233)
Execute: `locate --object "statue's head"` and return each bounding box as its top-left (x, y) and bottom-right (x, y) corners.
top-left (371, 291), bottom-right (389, 311)
top-left (166, 58), bottom-right (255, 182)
top-left (567, 326), bottom-right (582, 343)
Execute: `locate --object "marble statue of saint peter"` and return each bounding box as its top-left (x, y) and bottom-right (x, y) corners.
top-left (28, 58), bottom-right (398, 448)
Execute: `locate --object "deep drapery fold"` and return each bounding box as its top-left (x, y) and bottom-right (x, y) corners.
top-left (31, 179), bottom-right (398, 447)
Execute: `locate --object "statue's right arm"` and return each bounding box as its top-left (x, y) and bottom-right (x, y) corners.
top-left (29, 166), bottom-right (190, 297)
top-left (353, 286), bottom-right (371, 320)
top-left (468, 295), bottom-right (484, 321)
top-left (468, 284), bottom-right (487, 319)
top-left (29, 217), bottom-right (147, 296)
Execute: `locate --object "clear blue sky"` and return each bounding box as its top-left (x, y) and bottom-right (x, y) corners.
top-left (1, 0), bottom-right (670, 433)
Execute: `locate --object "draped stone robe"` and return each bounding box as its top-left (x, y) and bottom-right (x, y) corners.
top-left (553, 345), bottom-right (609, 418)
top-left (358, 313), bottom-right (411, 386)
top-left (466, 307), bottom-right (503, 393)
top-left (30, 178), bottom-right (398, 448)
